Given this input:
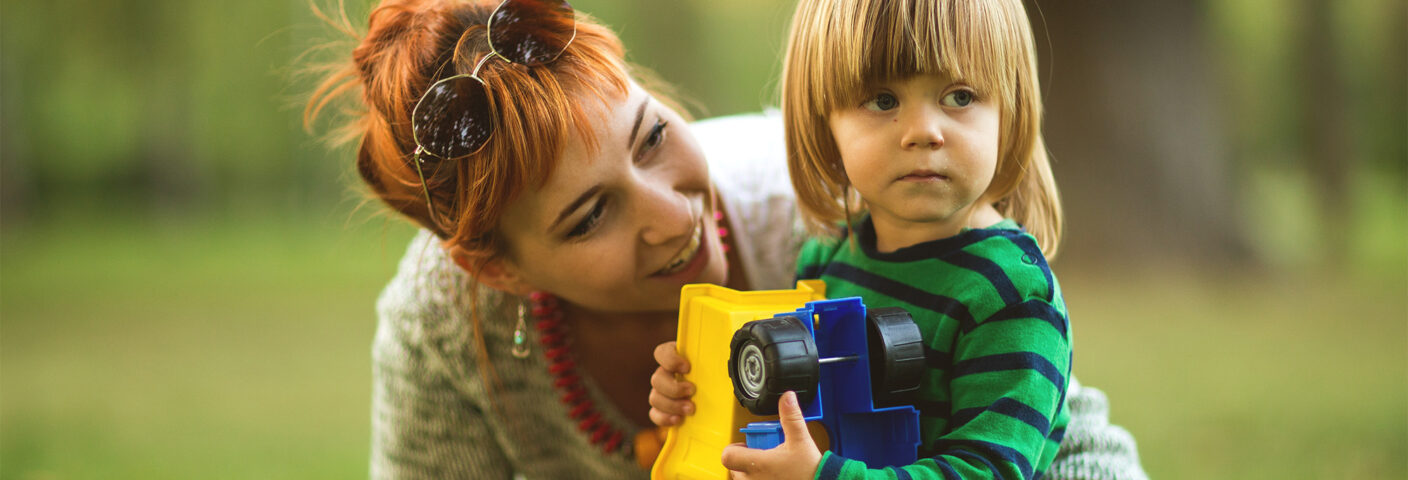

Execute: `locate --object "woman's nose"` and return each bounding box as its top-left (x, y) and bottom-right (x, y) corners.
top-left (901, 106), bottom-right (945, 150)
top-left (638, 186), bottom-right (698, 246)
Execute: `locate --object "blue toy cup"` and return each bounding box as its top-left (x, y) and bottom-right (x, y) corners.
top-left (740, 421), bottom-right (785, 449)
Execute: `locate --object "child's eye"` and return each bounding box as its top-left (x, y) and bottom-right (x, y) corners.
top-left (863, 93), bottom-right (899, 112)
top-left (941, 89), bottom-right (975, 107)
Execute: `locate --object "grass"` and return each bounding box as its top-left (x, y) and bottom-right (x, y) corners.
top-left (1, 212), bottom-right (418, 479)
top-left (2, 214), bottom-right (1405, 479)
top-left (1061, 264), bottom-right (1407, 479)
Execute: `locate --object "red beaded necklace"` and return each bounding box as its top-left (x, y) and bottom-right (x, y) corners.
top-left (525, 291), bottom-right (629, 454)
top-left (524, 208), bottom-right (731, 458)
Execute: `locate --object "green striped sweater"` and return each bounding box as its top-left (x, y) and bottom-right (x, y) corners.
top-left (797, 217), bottom-right (1072, 480)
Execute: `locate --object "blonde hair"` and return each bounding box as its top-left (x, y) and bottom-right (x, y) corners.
top-left (783, 0), bottom-right (1063, 258)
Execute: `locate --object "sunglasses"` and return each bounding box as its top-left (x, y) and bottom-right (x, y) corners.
top-left (409, 0), bottom-right (577, 228)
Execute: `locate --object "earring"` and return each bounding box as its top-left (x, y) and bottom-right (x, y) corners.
top-left (710, 185), bottom-right (730, 253)
top-left (512, 301), bottom-right (531, 358)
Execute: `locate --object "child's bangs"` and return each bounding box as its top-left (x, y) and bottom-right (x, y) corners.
top-left (812, 0), bottom-right (1024, 112)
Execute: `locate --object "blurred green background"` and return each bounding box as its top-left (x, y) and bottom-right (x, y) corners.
top-left (1, 0), bottom-right (1404, 478)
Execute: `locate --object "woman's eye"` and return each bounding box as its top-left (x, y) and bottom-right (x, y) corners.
top-left (638, 119), bottom-right (669, 161)
top-left (863, 93), bottom-right (899, 112)
top-left (567, 199), bottom-right (607, 239)
top-left (941, 89), bottom-right (975, 107)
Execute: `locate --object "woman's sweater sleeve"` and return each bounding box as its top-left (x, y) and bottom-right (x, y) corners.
top-left (1042, 378), bottom-right (1149, 480)
top-left (370, 307), bottom-right (512, 480)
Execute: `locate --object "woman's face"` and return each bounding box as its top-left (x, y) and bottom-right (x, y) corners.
top-left (492, 82), bottom-right (729, 313)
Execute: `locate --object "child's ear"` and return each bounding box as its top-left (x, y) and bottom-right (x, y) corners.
top-left (448, 246), bottom-right (536, 297)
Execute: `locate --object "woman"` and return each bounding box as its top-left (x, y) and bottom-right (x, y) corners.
top-left (306, 0), bottom-right (1146, 478)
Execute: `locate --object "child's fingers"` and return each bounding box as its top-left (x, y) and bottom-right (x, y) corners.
top-left (653, 341), bottom-right (691, 374)
top-left (720, 443), bottom-right (762, 474)
top-left (648, 388), bottom-right (695, 417)
top-left (650, 366), bottom-right (695, 398)
top-left (648, 406), bottom-right (682, 427)
top-left (776, 391), bottom-right (815, 450)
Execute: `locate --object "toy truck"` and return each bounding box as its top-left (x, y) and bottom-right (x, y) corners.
top-left (651, 281), bottom-right (927, 479)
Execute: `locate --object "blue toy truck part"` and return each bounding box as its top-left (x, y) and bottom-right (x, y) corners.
top-left (734, 297), bottom-right (922, 470)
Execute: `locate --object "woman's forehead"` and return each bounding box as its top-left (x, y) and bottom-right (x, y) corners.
top-left (512, 84), bottom-right (652, 232)
top-left (551, 83), bottom-right (650, 182)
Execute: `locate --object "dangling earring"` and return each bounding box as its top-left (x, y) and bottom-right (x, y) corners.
top-left (512, 300), bottom-right (531, 358)
top-left (710, 184), bottom-right (730, 253)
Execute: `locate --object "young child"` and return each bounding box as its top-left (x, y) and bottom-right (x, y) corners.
top-left (650, 0), bottom-right (1070, 478)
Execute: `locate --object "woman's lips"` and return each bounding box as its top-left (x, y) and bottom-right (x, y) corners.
top-left (654, 219), bottom-right (704, 276)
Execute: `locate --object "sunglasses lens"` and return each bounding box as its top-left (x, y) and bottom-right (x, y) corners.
top-left (412, 76), bottom-right (493, 158)
top-left (489, 0), bottom-right (575, 66)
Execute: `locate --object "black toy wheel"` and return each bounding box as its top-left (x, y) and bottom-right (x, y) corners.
top-left (866, 307), bottom-right (925, 408)
top-left (729, 315), bottom-right (820, 415)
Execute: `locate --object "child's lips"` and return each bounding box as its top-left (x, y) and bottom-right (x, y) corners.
top-left (898, 170), bottom-right (948, 182)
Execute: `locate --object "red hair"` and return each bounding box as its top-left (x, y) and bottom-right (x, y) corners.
top-left (304, 0), bottom-right (641, 427)
top-left (306, 0), bottom-right (631, 266)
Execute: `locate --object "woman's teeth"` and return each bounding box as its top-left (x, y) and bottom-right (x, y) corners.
top-left (658, 223), bottom-right (703, 275)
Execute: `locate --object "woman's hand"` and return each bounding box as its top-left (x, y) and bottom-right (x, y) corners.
top-left (648, 341), bottom-right (696, 427)
top-left (720, 391), bottom-right (822, 480)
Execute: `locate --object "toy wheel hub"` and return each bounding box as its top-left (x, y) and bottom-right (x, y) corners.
top-left (737, 344), bottom-right (766, 399)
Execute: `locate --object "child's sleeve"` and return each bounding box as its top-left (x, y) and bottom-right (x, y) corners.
top-left (815, 295), bottom-right (1072, 480)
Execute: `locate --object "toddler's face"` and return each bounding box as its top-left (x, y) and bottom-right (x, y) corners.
top-left (828, 72), bottom-right (1001, 245)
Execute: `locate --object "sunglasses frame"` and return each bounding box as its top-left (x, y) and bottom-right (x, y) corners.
top-left (408, 0), bottom-right (577, 230)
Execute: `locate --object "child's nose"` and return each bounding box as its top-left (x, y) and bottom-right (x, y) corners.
top-left (901, 108), bottom-right (945, 150)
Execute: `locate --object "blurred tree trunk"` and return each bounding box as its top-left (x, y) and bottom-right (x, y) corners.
top-left (1301, 0), bottom-right (1353, 262)
top-left (1026, 1), bottom-right (1252, 267)
top-left (0, 113), bottom-right (34, 224)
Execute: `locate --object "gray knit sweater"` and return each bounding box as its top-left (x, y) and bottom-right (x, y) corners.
top-left (368, 112), bottom-right (1148, 479)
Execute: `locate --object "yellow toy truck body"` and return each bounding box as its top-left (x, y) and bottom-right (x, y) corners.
top-left (650, 280), bottom-right (828, 480)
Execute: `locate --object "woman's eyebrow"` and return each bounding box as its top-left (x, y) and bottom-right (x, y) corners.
top-left (550, 185), bottom-right (602, 232)
top-left (627, 97), bottom-right (649, 149)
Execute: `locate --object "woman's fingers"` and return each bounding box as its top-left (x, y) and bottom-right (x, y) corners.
top-left (653, 341), bottom-right (691, 374)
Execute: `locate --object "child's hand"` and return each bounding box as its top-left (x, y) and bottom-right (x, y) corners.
top-left (720, 391), bottom-right (822, 480)
top-left (648, 341), bottom-right (696, 427)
